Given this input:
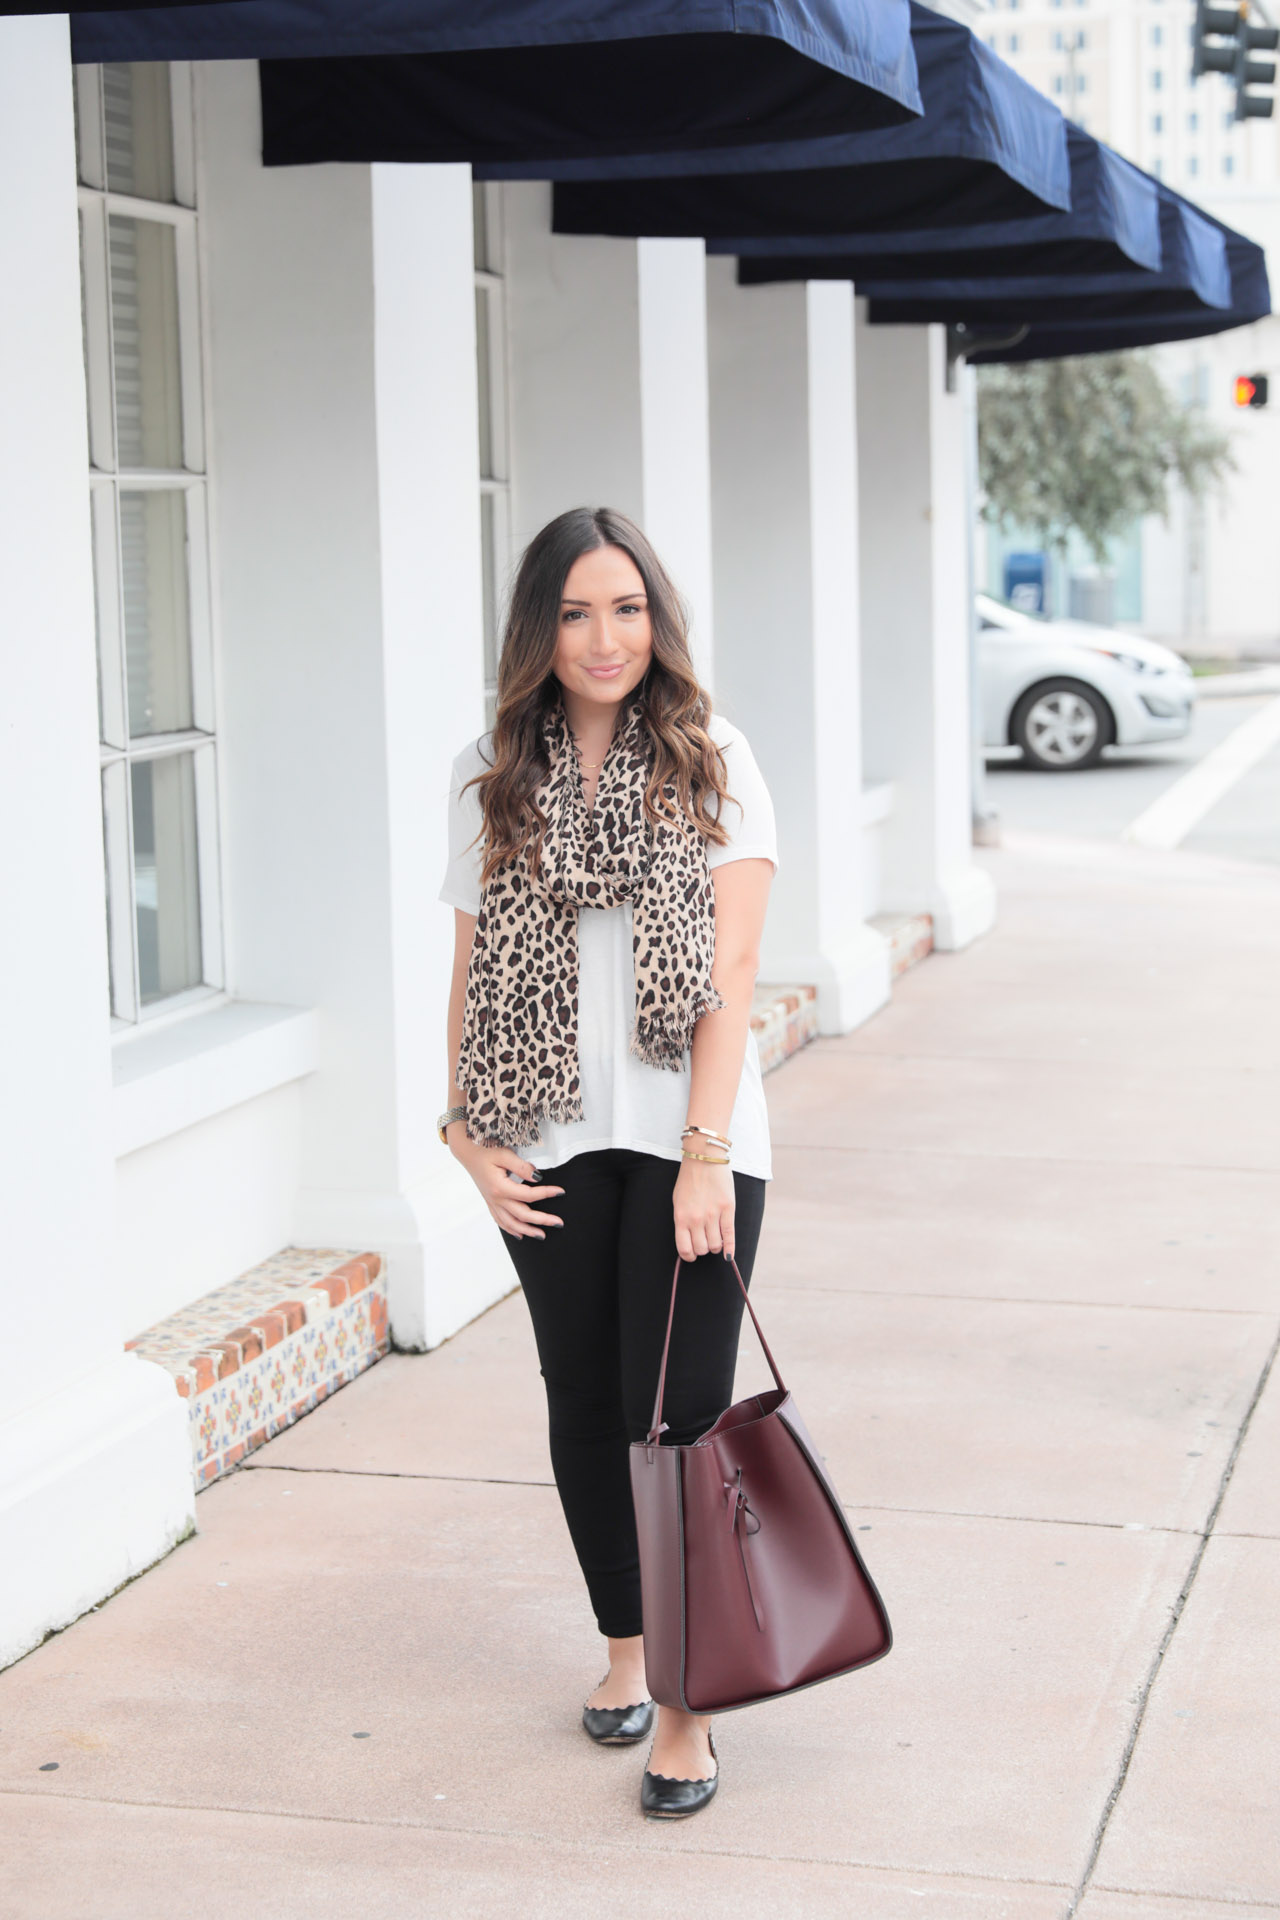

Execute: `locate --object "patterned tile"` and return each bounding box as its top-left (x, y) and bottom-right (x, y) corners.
top-left (751, 983), bottom-right (820, 1075)
top-left (129, 1247), bottom-right (389, 1490)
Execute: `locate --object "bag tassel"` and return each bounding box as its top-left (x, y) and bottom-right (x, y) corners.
top-left (724, 1468), bottom-right (765, 1633)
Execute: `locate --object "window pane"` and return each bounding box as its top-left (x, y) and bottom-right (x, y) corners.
top-left (78, 211), bottom-right (94, 454)
top-left (480, 490), bottom-right (499, 687)
top-left (75, 68), bottom-right (101, 189)
top-left (103, 62), bottom-right (175, 203)
top-left (475, 285), bottom-right (494, 479)
top-left (119, 489), bottom-right (193, 736)
top-left (101, 763), bottom-right (126, 1018)
top-left (131, 752), bottom-right (202, 1005)
top-left (110, 214), bottom-right (184, 469)
top-left (90, 488), bottom-right (124, 747)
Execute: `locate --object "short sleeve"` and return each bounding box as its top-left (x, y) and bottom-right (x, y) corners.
top-left (706, 718), bottom-right (778, 874)
top-left (438, 742), bottom-right (488, 914)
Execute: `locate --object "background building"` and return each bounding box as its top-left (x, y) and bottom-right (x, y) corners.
top-left (982, 0), bottom-right (1280, 655)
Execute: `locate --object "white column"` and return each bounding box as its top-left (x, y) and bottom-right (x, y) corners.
top-left (707, 260), bottom-right (890, 1032)
top-left (0, 16), bottom-right (193, 1669)
top-left (505, 187), bottom-right (716, 677)
top-left (200, 65), bottom-right (511, 1349)
top-left (363, 161), bottom-right (521, 1348)
top-left (855, 310), bottom-right (997, 951)
top-left (638, 238), bottom-right (715, 686)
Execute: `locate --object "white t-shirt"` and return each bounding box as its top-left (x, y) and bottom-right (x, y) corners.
top-left (439, 714), bottom-right (778, 1181)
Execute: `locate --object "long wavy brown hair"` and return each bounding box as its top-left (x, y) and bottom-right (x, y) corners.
top-left (470, 507), bottom-right (733, 882)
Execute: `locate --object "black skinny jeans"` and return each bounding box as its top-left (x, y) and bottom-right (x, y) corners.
top-left (501, 1148), bottom-right (766, 1640)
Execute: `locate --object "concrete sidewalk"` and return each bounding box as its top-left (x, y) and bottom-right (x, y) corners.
top-left (3, 832), bottom-right (1279, 1920)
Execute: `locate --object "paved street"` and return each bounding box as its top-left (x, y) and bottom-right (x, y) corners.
top-left (987, 686), bottom-right (1280, 866)
top-left (2, 832), bottom-right (1279, 1919)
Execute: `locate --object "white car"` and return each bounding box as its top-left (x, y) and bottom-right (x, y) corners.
top-left (978, 592), bottom-right (1196, 771)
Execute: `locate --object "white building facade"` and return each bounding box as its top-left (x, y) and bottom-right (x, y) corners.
top-left (0, 18), bottom-right (995, 1668)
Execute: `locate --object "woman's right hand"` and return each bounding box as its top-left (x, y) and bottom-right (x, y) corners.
top-left (450, 1133), bottom-right (565, 1240)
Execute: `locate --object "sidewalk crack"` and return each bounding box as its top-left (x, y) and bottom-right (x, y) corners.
top-left (755, 1283), bottom-right (1270, 1319)
top-left (238, 1462), bottom-right (555, 1488)
top-left (1065, 1318), bottom-right (1280, 1918)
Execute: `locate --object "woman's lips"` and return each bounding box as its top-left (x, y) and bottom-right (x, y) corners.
top-left (584, 662), bottom-right (626, 678)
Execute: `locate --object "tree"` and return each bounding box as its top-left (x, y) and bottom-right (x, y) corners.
top-left (977, 351), bottom-right (1234, 561)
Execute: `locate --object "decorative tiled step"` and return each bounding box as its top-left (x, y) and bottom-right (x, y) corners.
top-left (127, 1248), bottom-right (388, 1488)
top-left (870, 911), bottom-right (935, 980)
top-left (751, 983), bottom-right (819, 1075)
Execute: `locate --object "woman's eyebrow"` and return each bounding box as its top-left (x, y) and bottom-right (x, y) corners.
top-left (560, 592), bottom-right (647, 606)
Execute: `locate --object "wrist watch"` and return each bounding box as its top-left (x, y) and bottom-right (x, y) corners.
top-left (437, 1104), bottom-right (467, 1146)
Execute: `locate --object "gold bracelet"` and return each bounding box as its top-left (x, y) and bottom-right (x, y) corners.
top-left (681, 1124), bottom-right (732, 1149)
top-left (681, 1149), bottom-right (731, 1165)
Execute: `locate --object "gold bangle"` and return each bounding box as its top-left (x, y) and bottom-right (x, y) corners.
top-left (681, 1124), bottom-right (732, 1149)
top-left (681, 1149), bottom-right (731, 1165)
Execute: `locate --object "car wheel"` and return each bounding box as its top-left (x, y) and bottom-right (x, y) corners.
top-left (1011, 679), bottom-right (1112, 771)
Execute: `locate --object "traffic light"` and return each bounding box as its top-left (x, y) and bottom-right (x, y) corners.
top-left (1191, 1), bottom-right (1279, 119)
top-left (1192, 1), bottom-right (1245, 78)
top-left (1235, 17), bottom-right (1280, 117)
top-left (1234, 372), bottom-right (1270, 407)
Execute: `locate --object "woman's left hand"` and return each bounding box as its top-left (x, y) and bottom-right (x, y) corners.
top-left (673, 1158), bottom-right (736, 1263)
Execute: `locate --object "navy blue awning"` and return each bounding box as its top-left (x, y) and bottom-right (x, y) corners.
top-left (72, 3), bottom-right (922, 167)
top-left (862, 187), bottom-right (1232, 326)
top-left (550, 8), bottom-right (1069, 232)
top-left (729, 124), bottom-right (1160, 285)
top-left (16, 2), bottom-right (234, 11)
top-left (966, 225), bottom-right (1272, 362)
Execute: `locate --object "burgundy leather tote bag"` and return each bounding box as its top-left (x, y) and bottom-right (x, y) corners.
top-left (630, 1254), bottom-right (891, 1715)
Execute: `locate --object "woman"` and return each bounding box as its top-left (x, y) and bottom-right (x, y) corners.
top-left (438, 507), bottom-right (776, 1820)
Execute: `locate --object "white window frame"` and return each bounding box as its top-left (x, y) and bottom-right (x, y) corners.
top-left (474, 180), bottom-right (512, 724)
top-left (76, 61), bottom-right (224, 1032)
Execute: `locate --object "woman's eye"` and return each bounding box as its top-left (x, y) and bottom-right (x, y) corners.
top-left (618, 603), bottom-right (644, 615)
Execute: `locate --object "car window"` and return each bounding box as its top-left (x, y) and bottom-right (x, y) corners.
top-left (977, 594), bottom-right (1046, 629)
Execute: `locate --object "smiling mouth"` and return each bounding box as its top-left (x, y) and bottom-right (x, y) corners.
top-left (585, 663), bottom-right (626, 677)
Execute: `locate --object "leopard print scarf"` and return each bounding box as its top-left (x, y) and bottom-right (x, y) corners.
top-left (456, 696), bottom-right (723, 1150)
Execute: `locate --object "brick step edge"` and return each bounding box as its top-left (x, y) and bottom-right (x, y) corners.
top-left (127, 1251), bottom-right (388, 1488)
top-left (751, 984), bottom-right (819, 1076)
top-left (869, 911), bottom-right (934, 980)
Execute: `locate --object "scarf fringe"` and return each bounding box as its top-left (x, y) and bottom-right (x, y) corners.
top-left (630, 985), bottom-right (726, 1073)
top-left (464, 1089), bottom-right (585, 1153)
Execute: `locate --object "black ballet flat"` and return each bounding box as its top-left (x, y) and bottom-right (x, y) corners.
top-left (640, 1732), bottom-right (718, 1819)
top-left (582, 1697), bottom-right (655, 1746)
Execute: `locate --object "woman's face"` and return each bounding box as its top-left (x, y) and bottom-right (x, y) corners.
top-left (552, 545), bottom-right (653, 709)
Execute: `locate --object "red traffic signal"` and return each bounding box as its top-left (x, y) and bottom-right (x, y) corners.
top-left (1234, 373), bottom-right (1269, 407)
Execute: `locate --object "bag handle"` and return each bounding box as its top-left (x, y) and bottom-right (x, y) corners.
top-left (647, 1252), bottom-right (787, 1447)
